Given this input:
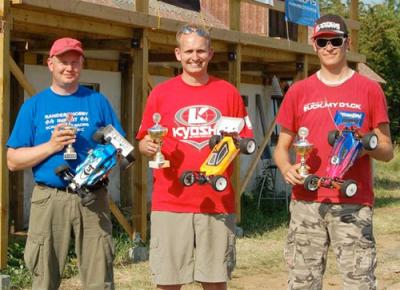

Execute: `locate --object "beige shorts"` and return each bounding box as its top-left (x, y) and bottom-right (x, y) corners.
top-left (149, 211), bottom-right (236, 285)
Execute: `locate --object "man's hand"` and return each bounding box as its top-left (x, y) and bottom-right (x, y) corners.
top-left (48, 123), bottom-right (76, 154)
top-left (138, 135), bottom-right (158, 157)
top-left (282, 163), bottom-right (306, 185)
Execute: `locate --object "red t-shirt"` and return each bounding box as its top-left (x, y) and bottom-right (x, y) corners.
top-left (276, 72), bottom-right (389, 206)
top-left (137, 75), bottom-right (253, 213)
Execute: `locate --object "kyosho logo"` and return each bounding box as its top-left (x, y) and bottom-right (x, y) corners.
top-left (173, 105), bottom-right (222, 150)
top-left (175, 105), bottom-right (221, 127)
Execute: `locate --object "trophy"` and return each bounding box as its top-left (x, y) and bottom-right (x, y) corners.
top-left (148, 113), bottom-right (170, 169)
top-left (293, 127), bottom-right (313, 178)
top-left (62, 113), bottom-right (77, 160)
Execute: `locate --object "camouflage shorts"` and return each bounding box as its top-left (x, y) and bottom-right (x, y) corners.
top-left (285, 200), bottom-right (377, 290)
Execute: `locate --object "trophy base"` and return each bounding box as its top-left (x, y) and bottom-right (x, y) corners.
top-left (149, 160), bottom-right (170, 169)
top-left (64, 152), bottom-right (77, 160)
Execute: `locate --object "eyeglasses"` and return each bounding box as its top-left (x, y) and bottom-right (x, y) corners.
top-left (315, 37), bottom-right (346, 48)
top-left (176, 25), bottom-right (210, 39)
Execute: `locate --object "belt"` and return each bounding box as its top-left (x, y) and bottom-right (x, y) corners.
top-left (36, 182), bottom-right (105, 192)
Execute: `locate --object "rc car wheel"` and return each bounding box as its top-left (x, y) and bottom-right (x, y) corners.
top-left (211, 175), bottom-right (228, 192)
top-left (328, 130), bottom-right (339, 146)
top-left (54, 164), bottom-right (70, 176)
top-left (304, 175), bottom-right (319, 192)
top-left (209, 135), bottom-right (222, 149)
top-left (361, 133), bottom-right (378, 151)
top-left (180, 171), bottom-right (196, 187)
top-left (120, 153), bottom-right (136, 170)
top-left (92, 127), bottom-right (106, 143)
top-left (240, 138), bottom-right (256, 154)
top-left (341, 180), bottom-right (358, 198)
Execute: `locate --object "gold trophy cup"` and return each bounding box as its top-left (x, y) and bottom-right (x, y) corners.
top-left (293, 127), bottom-right (313, 178)
top-left (62, 113), bottom-right (77, 160)
top-left (148, 113), bottom-right (170, 169)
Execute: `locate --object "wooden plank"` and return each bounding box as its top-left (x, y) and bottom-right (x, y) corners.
top-left (227, 43), bottom-right (242, 222)
top-left (132, 29), bottom-right (149, 242)
top-left (119, 54), bottom-right (134, 209)
top-left (239, 117), bottom-right (276, 195)
top-left (109, 198), bottom-right (133, 239)
top-left (0, 0), bottom-right (11, 270)
top-left (9, 55), bottom-right (36, 96)
top-left (136, 0), bottom-right (149, 14)
top-left (295, 54), bottom-right (309, 81)
top-left (229, 0), bottom-right (241, 31)
top-left (11, 7), bottom-right (133, 38)
top-left (241, 46), bottom-right (297, 62)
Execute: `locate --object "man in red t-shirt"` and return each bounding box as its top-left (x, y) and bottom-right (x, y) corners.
top-left (137, 23), bottom-right (252, 290)
top-left (274, 14), bottom-right (393, 290)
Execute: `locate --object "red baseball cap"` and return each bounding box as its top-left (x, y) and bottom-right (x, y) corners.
top-left (49, 37), bottom-right (84, 57)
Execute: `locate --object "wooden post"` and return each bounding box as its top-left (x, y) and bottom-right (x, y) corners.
top-left (297, 25), bottom-right (308, 44)
top-left (136, 0), bottom-right (149, 14)
top-left (120, 54), bottom-right (134, 208)
top-left (132, 28), bottom-right (149, 241)
top-left (350, 0), bottom-right (359, 52)
top-left (0, 0), bottom-right (11, 269)
top-left (295, 54), bottom-right (309, 81)
top-left (229, 0), bottom-right (241, 31)
top-left (228, 43), bottom-right (242, 221)
top-left (9, 53), bottom-right (25, 233)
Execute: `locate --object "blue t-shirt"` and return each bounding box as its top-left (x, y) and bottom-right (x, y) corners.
top-left (7, 86), bottom-right (124, 188)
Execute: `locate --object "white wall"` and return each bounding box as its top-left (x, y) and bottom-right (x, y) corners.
top-left (22, 65), bottom-right (122, 226)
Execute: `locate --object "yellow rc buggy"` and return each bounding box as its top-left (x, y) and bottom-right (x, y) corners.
top-left (180, 117), bottom-right (256, 192)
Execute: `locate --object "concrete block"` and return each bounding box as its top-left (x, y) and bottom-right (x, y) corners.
top-left (0, 275), bottom-right (10, 290)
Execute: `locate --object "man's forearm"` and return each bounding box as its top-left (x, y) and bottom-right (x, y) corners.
top-left (367, 141), bottom-right (394, 162)
top-left (7, 142), bottom-right (56, 171)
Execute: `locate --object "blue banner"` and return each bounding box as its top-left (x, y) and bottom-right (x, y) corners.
top-left (285, 0), bottom-right (320, 27)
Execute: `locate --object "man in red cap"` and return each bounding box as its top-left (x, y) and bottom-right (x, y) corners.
top-left (274, 14), bottom-right (393, 289)
top-left (7, 37), bottom-right (123, 289)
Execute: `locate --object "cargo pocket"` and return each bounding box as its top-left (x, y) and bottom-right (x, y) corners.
top-left (31, 186), bottom-right (52, 207)
top-left (24, 234), bottom-right (45, 276)
top-left (284, 231), bottom-right (296, 269)
top-left (102, 234), bottom-right (115, 264)
top-left (149, 237), bottom-right (161, 275)
top-left (225, 232), bottom-right (236, 277)
top-left (353, 240), bottom-right (377, 276)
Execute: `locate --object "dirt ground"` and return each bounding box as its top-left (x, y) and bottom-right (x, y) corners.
top-left (58, 206), bottom-right (400, 290)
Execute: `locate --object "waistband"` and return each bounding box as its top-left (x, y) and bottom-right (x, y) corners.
top-left (36, 182), bottom-right (105, 192)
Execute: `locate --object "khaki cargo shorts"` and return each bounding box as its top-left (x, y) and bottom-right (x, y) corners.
top-left (149, 211), bottom-right (236, 285)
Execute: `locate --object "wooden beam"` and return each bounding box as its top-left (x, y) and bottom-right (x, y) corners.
top-left (9, 55), bottom-right (36, 96)
top-left (0, 0), bottom-right (11, 269)
top-left (294, 54), bottom-right (309, 81)
top-left (239, 117), bottom-right (276, 195)
top-left (229, 0), bottom-right (241, 31)
top-left (12, 7), bottom-right (133, 38)
top-left (241, 46), bottom-right (297, 62)
top-left (120, 54), bottom-right (134, 209)
top-left (132, 29), bottom-right (149, 241)
top-left (227, 43), bottom-right (242, 222)
top-left (136, 0), bottom-right (149, 14)
top-left (350, 0), bottom-right (359, 53)
top-left (9, 52), bottom-right (24, 233)
top-left (109, 198), bottom-right (133, 239)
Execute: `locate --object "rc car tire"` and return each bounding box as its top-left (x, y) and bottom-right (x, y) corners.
top-left (54, 165), bottom-right (70, 176)
top-left (341, 180), bottom-right (358, 197)
top-left (304, 174), bottom-right (319, 192)
top-left (211, 175), bottom-right (228, 192)
top-left (209, 135), bottom-right (222, 149)
top-left (180, 171), bottom-right (196, 187)
top-left (92, 127), bottom-right (106, 144)
top-left (328, 130), bottom-right (339, 147)
top-left (361, 133), bottom-right (378, 151)
top-left (121, 153), bottom-right (136, 170)
top-left (240, 138), bottom-right (257, 155)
